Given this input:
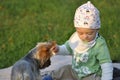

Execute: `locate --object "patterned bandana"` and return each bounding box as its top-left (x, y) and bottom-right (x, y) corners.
top-left (74, 1), bottom-right (101, 29)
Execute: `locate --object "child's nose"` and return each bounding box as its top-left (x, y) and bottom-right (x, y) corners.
top-left (83, 34), bottom-right (88, 39)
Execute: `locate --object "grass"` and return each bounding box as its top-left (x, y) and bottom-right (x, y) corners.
top-left (0, 0), bottom-right (120, 68)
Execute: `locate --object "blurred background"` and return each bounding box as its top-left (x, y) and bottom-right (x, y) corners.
top-left (0, 0), bottom-right (120, 68)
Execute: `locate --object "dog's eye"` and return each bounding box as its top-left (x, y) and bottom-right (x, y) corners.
top-left (46, 48), bottom-right (49, 52)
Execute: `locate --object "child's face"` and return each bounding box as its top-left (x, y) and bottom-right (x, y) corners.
top-left (76, 28), bottom-right (98, 42)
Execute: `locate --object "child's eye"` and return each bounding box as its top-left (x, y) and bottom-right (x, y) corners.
top-left (78, 32), bottom-right (83, 35)
top-left (87, 33), bottom-right (92, 35)
top-left (87, 32), bottom-right (93, 35)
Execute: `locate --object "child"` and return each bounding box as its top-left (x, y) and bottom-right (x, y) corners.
top-left (43, 1), bottom-right (113, 80)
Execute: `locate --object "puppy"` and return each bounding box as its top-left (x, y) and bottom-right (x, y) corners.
top-left (11, 41), bottom-right (56, 80)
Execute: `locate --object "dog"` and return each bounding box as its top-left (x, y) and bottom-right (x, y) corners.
top-left (11, 41), bottom-right (56, 80)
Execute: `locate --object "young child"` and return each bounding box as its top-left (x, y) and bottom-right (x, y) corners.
top-left (43, 1), bottom-right (113, 80)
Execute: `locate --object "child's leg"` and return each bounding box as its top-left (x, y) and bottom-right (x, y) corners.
top-left (43, 65), bottom-right (79, 80)
top-left (82, 74), bottom-right (101, 80)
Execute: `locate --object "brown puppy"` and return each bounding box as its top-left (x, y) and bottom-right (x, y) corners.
top-left (11, 41), bottom-right (56, 80)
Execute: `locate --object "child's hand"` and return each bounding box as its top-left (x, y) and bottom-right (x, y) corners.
top-left (51, 45), bottom-right (59, 55)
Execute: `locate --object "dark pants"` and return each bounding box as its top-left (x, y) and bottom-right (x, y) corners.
top-left (50, 65), bottom-right (101, 80)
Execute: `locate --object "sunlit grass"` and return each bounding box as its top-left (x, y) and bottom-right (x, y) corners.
top-left (0, 0), bottom-right (120, 68)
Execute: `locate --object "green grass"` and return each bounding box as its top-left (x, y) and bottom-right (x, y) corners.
top-left (0, 0), bottom-right (120, 68)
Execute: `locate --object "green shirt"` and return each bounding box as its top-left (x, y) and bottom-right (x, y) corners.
top-left (64, 35), bottom-right (112, 79)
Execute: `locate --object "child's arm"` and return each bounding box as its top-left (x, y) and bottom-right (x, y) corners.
top-left (101, 62), bottom-right (113, 80)
top-left (52, 41), bottom-right (72, 55)
top-left (51, 44), bottom-right (71, 55)
top-left (56, 45), bottom-right (71, 55)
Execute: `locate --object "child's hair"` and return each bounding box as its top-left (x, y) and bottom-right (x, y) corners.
top-left (74, 1), bottom-right (101, 29)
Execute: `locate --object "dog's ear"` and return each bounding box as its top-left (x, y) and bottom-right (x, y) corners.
top-left (47, 41), bottom-right (56, 48)
top-left (51, 41), bottom-right (56, 46)
top-left (49, 41), bottom-right (56, 55)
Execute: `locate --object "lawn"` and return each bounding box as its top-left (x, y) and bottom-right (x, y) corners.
top-left (0, 0), bottom-right (120, 68)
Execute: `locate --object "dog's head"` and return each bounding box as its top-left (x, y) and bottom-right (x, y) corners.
top-left (34, 41), bottom-right (56, 68)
